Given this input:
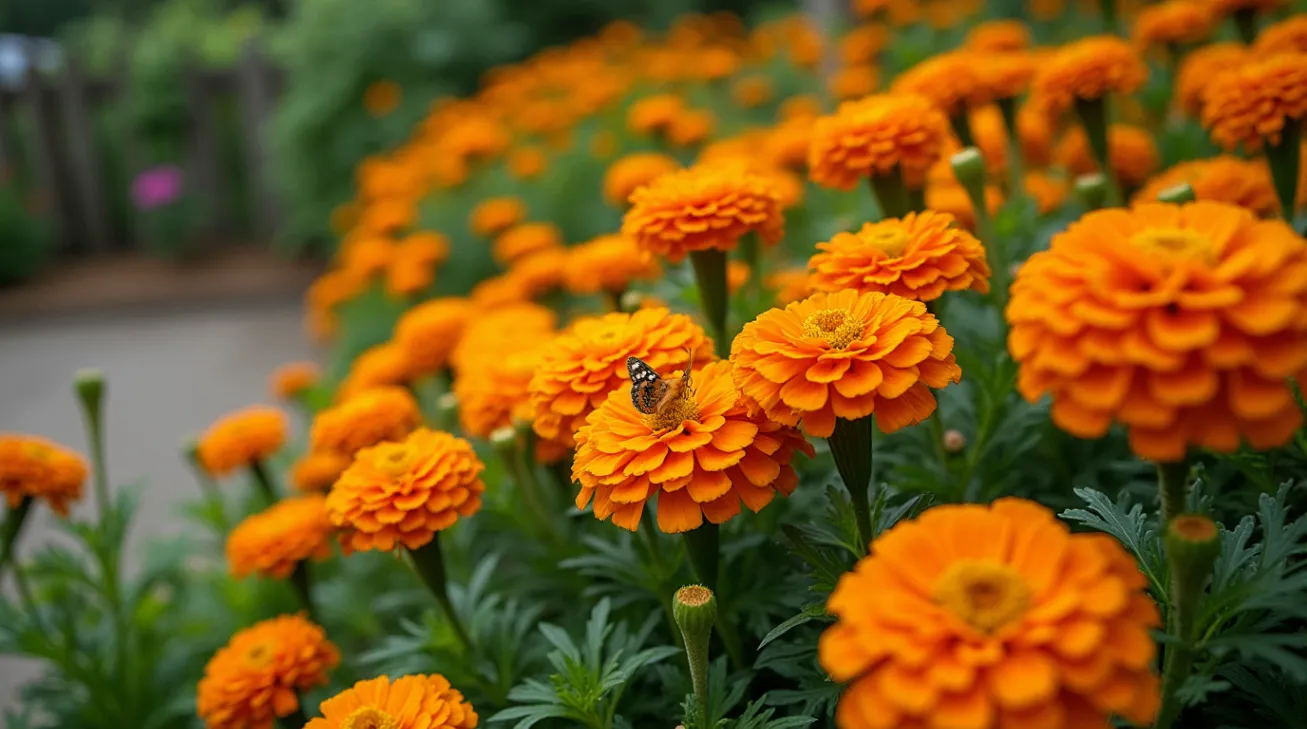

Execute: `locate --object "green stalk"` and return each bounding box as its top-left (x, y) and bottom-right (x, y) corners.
top-left (828, 416), bottom-right (875, 553)
top-left (683, 523), bottom-right (719, 590)
top-left (870, 171), bottom-right (912, 219)
top-left (1157, 459), bottom-right (1191, 524)
top-left (0, 496), bottom-right (34, 577)
top-left (998, 97), bottom-right (1026, 199)
top-left (290, 561), bottom-right (315, 620)
top-left (249, 459), bottom-right (279, 505)
top-left (74, 370), bottom-right (110, 517)
top-left (673, 585), bottom-right (717, 727)
top-left (602, 287), bottom-right (626, 313)
top-left (1232, 8), bottom-right (1258, 44)
top-left (739, 233), bottom-right (762, 305)
top-left (1099, 0), bottom-right (1118, 33)
top-left (278, 705), bottom-right (309, 729)
top-left (1073, 97), bottom-right (1122, 207)
top-left (408, 533), bottom-right (474, 652)
top-left (1156, 515), bottom-right (1219, 729)
top-left (689, 249), bottom-right (731, 359)
top-left (1267, 121), bottom-right (1301, 221)
top-left (184, 438), bottom-right (229, 533)
top-left (950, 112), bottom-right (975, 148)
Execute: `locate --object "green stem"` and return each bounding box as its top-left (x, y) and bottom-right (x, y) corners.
top-left (1099, 0), bottom-right (1118, 33)
top-left (1267, 120), bottom-right (1301, 222)
top-left (740, 233), bottom-right (762, 306)
top-left (412, 372), bottom-right (452, 430)
top-left (602, 287), bottom-right (625, 313)
top-left (1158, 459), bottom-right (1191, 524)
top-left (185, 440), bottom-right (230, 533)
top-left (908, 187), bottom-right (926, 214)
top-left (407, 534), bottom-right (474, 652)
top-left (513, 425), bottom-right (560, 543)
top-left (685, 632), bottom-right (710, 721)
top-left (998, 97), bottom-right (1026, 199)
top-left (0, 496), bottom-right (34, 577)
top-left (950, 112), bottom-right (975, 148)
top-left (290, 560), bottom-right (314, 620)
top-left (1232, 8), bottom-right (1258, 44)
top-left (278, 705), bottom-right (309, 729)
top-left (870, 171), bottom-right (913, 219)
top-left (683, 523), bottom-right (719, 591)
top-left (689, 249), bottom-right (731, 359)
top-left (828, 416), bottom-right (875, 553)
top-left (1073, 96), bottom-right (1122, 207)
top-left (249, 459), bottom-right (279, 505)
top-left (76, 375), bottom-right (110, 517)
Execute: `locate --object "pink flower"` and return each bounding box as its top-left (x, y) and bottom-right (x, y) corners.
top-left (131, 166), bottom-right (183, 211)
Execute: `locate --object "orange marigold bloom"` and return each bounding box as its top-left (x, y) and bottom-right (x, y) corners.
top-left (529, 308), bottom-right (713, 450)
top-left (1055, 124), bottom-right (1160, 190)
top-left (304, 674), bottom-right (477, 729)
top-left (976, 52), bottom-right (1037, 101)
top-left (227, 495), bottom-right (333, 579)
top-left (667, 108), bottom-right (717, 147)
top-left (338, 342), bottom-right (412, 400)
top-left (469, 196), bottom-right (527, 238)
top-left (627, 93), bottom-right (685, 136)
top-left (1174, 42), bottom-right (1249, 116)
top-left (1201, 53), bottom-right (1307, 150)
top-left (468, 273), bottom-right (531, 309)
top-left (196, 615), bottom-right (339, 729)
top-left (386, 231), bottom-right (451, 297)
top-left (1132, 156), bottom-right (1279, 217)
top-left (767, 266), bottom-right (812, 306)
top-left (269, 362), bottom-right (319, 401)
top-left (924, 180), bottom-right (1004, 232)
top-left (451, 302), bottom-right (557, 375)
top-left (339, 236), bottom-right (396, 279)
top-left (1132, 0), bottom-right (1215, 49)
top-left (603, 153), bottom-right (681, 207)
top-left (453, 341), bottom-right (569, 464)
top-left (840, 24), bottom-right (889, 65)
top-left (893, 51), bottom-right (988, 115)
top-left (0, 434), bottom-right (86, 516)
top-left (573, 360), bottom-right (813, 533)
top-left (1024, 171), bottom-right (1070, 214)
top-left (393, 297), bottom-right (473, 376)
top-left (506, 248), bottom-right (567, 298)
top-left (808, 211), bottom-right (992, 302)
top-left (326, 428), bottom-right (485, 553)
top-left (780, 94), bottom-right (823, 121)
top-left (1018, 101), bottom-right (1056, 168)
top-left (965, 19), bottom-right (1031, 51)
top-left (198, 406), bottom-right (289, 477)
top-left (622, 162), bottom-right (784, 263)
top-left (357, 197), bottom-right (416, 236)
top-left (363, 80), bottom-right (402, 118)
top-left (1254, 15), bottom-right (1307, 56)
top-left (493, 222), bottom-right (563, 267)
top-left (564, 234), bottom-right (661, 296)
top-left (1008, 202), bottom-right (1307, 460)
top-left (821, 498), bottom-right (1161, 729)
top-left (765, 116), bottom-right (816, 170)
top-left (1031, 36), bottom-right (1148, 115)
top-left (731, 290), bottom-right (961, 438)
top-left (732, 75), bottom-right (774, 108)
top-left (291, 451), bottom-right (350, 493)
top-left (808, 93), bottom-right (952, 191)
top-left (1208, 0), bottom-right (1286, 15)
top-left (508, 145), bottom-right (547, 180)
top-left (828, 65), bottom-right (880, 101)
top-left (309, 386), bottom-right (421, 458)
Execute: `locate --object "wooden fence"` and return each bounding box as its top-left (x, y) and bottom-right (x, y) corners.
top-left (0, 39), bottom-right (283, 256)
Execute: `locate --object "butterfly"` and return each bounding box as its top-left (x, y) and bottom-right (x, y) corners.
top-left (626, 351), bottom-right (694, 415)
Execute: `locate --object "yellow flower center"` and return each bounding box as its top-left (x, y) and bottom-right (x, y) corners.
top-left (244, 643), bottom-right (272, 667)
top-left (341, 707), bottom-right (399, 729)
top-left (643, 376), bottom-right (700, 433)
top-left (932, 560), bottom-right (1031, 633)
top-left (864, 227), bottom-right (912, 258)
top-left (802, 308), bottom-right (863, 350)
top-left (1129, 227), bottom-right (1214, 265)
top-left (375, 443), bottom-right (417, 478)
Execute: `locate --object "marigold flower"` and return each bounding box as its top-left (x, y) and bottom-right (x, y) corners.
top-left (731, 290), bottom-right (961, 438)
top-left (1008, 202), bottom-right (1307, 460)
top-left (764, 116), bottom-right (816, 170)
top-left (808, 211), bottom-right (992, 302)
top-left (1174, 42), bottom-right (1249, 116)
top-left (1133, 156), bottom-right (1279, 216)
top-left (828, 65), bottom-right (880, 101)
top-left (198, 406), bottom-right (289, 478)
top-left (309, 386), bottom-right (421, 458)
top-left (386, 231), bottom-right (451, 297)
top-left (924, 180), bottom-right (1004, 232)
top-left (337, 342), bottom-right (412, 399)
top-left (451, 302), bottom-right (558, 375)
top-left (622, 162), bottom-right (784, 263)
top-left (780, 94), bottom-right (823, 121)
top-left (1201, 53), bottom-right (1307, 150)
top-left (291, 451), bottom-right (351, 493)
top-left (1132, 0), bottom-right (1215, 49)
top-left (508, 145), bottom-right (547, 180)
top-left (0, 434), bottom-right (86, 516)
top-left (1254, 15), bottom-right (1307, 56)
top-left (893, 51), bottom-right (988, 115)
top-left (339, 236), bottom-right (396, 279)
top-left (976, 52), bottom-right (1037, 101)
top-left (506, 248), bottom-right (567, 298)
top-left (357, 197), bottom-right (416, 236)
top-left (1208, 0), bottom-right (1286, 16)
top-left (304, 674), bottom-right (477, 729)
top-left (628, 93), bottom-right (685, 137)
top-left (1024, 171), bottom-right (1070, 214)
top-left (393, 297), bottom-right (473, 376)
top-left (808, 93), bottom-right (952, 191)
top-left (573, 361), bottom-right (813, 533)
top-left (270, 362), bottom-right (319, 401)
top-left (327, 428), bottom-right (484, 553)
top-left (732, 75), bottom-right (774, 108)
top-left (603, 153), bottom-right (680, 208)
top-left (1018, 101), bottom-right (1056, 167)
top-left (468, 272), bottom-right (530, 308)
top-left (529, 308), bottom-right (713, 450)
top-left (767, 266), bottom-right (812, 306)
top-left (196, 615), bottom-right (339, 729)
top-left (227, 495), bottom-right (333, 579)
top-left (1031, 36), bottom-right (1148, 115)
top-left (839, 24), bottom-right (889, 65)
top-left (821, 498), bottom-right (1161, 729)
top-left (564, 234), bottom-right (661, 296)
top-left (363, 80), bottom-right (402, 118)
top-left (667, 108), bottom-right (717, 147)
top-left (469, 196), bottom-right (527, 238)
top-left (1055, 124), bottom-right (1160, 190)
top-left (493, 222), bottom-right (563, 268)
top-left (965, 19), bottom-right (1031, 51)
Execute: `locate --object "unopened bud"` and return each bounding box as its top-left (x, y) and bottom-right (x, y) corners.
top-left (1157, 183), bottom-right (1196, 204)
top-left (673, 584), bottom-right (716, 713)
top-left (74, 368), bottom-right (105, 420)
top-left (1074, 173), bottom-right (1108, 211)
top-left (437, 393), bottom-right (459, 426)
top-left (490, 426), bottom-right (519, 465)
top-left (943, 429), bottom-right (966, 454)
top-left (950, 147), bottom-right (987, 190)
top-left (1165, 513), bottom-right (1220, 605)
top-left (619, 290), bottom-right (645, 312)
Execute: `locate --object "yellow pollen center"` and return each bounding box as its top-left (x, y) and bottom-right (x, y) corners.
top-left (244, 643), bottom-right (272, 667)
top-left (932, 560), bottom-right (1031, 634)
top-left (865, 228), bottom-right (912, 258)
top-left (676, 585), bottom-right (712, 607)
top-left (376, 444), bottom-right (417, 477)
top-left (642, 376), bottom-right (700, 433)
top-left (1129, 227), bottom-right (1214, 265)
top-left (341, 707), bottom-right (399, 729)
top-left (802, 308), bottom-right (863, 350)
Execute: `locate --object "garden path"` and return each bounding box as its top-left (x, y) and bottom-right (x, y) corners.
top-left (0, 294), bottom-right (316, 713)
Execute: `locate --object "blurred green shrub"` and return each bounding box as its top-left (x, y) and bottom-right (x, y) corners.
top-left (0, 178), bottom-right (55, 285)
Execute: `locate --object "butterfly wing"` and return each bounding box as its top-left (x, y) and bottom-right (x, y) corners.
top-left (627, 356), bottom-right (667, 415)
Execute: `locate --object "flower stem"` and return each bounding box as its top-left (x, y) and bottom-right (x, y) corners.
top-left (740, 233), bottom-right (762, 305)
top-left (998, 97), bottom-right (1026, 199)
top-left (870, 171), bottom-right (912, 219)
top-left (184, 438), bottom-right (230, 533)
top-left (290, 560), bottom-right (315, 620)
top-left (950, 113), bottom-right (975, 148)
top-left (278, 705), bottom-right (309, 729)
top-left (1157, 459), bottom-right (1190, 524)
top-left (603, 287), bottom-right (625, 313)
top-left (1099, 0), bottom-right (1118, 33)
top-left (407, 533), bottom-right (474, 652)
top-left (683, 523), bottom-right (719, 591)
top-left (828, 416), bottom-right (874, 554)
top-left (1232, 8), bottom-right (1258, 44)
top-left (1157, 515), bottom-right (1218, 729)
top-left (0, 496), bottom-right (34, 577)
top-left (1072, 96), bottom-right (1122, 207)
top-left (689, 249), bottom-right (731, 359)
top-left (74, 370), bottom-right (110, 517)
top-left (1267, 120), bottom-right (1301, 221)
top-left (249, 459), bottom-right (279, 505)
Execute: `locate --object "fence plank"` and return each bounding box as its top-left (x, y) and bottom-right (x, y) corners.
top-left (18, 63), bottom-right (74, 252)
top-left (0, 92), bottom-right (13, 175)
top-left (235, 38), bottom-right (281, 239)
top-left (58, 56), bottom-right (112, 253)
top-left (183, 57), bottom-right (225, 242)
top-left (116, 55), bottom-right (145, 251)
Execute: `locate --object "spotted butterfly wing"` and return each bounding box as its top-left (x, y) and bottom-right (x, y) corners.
top-left (627, 356), bottom-right (668, 415)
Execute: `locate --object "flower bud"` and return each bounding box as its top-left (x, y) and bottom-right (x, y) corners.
top-left (674, 584), bottom-right (718, 639)
top-left (1157, 183), bottom-right (1196, 204)
top-left (73, 368), bottom-right (105, 421)
top-left (490, 426), bottom-right (519, 466)
top-left (950, 147), bottom-right (988, 190)
top-left (943, 429), bottom-right (967, 453)
top-left (437, 393), bottom-right (459, 430)
top-left (1165, 513), bottom-right (1220, 595)
top-left (619, 290), bottom-right (645, 312)
top-left (1074, 173), bottom-right (1108, 211)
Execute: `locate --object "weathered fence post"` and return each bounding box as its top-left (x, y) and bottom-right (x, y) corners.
top-left (183, 56), bottom-right (224, 243)
top-left (236, 38), bottom-right (281, 239)
top-left (58, 55), bottom-right (112, 253)
top-left (18, 43), bottom-right (74, 252)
